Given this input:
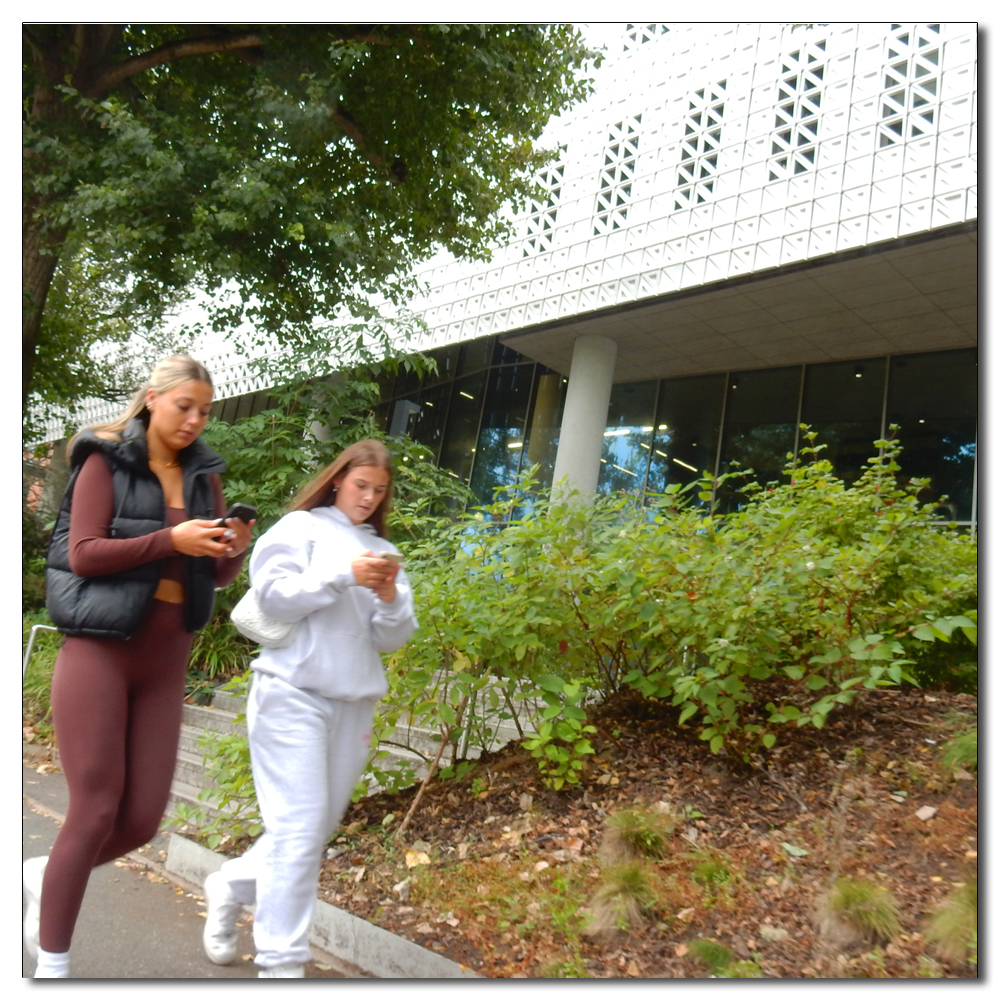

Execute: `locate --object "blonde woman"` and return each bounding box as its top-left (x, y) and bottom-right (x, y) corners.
top-left (201, 439), bottom-right (417, 977)
top-left (23, 355), bottom-right (254, 978)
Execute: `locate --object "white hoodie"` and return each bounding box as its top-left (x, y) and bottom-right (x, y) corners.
top-left (249, 505), bottom-right (417, 700)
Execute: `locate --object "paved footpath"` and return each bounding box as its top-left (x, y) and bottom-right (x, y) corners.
top-left (22, 756), bottom-right (355, 981)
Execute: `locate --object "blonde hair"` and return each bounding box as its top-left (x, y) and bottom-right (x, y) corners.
top-left (72, 355), bottom-right (214, 451)
top-left (288, 439), bottom-right (394, 538)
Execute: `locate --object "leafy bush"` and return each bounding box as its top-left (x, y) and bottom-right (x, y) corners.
top-left (378, 428), bottom-right (977, 791)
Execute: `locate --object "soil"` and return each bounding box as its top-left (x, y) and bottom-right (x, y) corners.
top-left (314, 687), bottom-right (978, 979)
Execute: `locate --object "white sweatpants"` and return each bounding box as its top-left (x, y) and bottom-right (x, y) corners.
top-left (216, 672), bottom-right (375, 969)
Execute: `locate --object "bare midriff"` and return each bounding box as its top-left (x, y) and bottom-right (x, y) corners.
top-left (154, 507), bottom-right (188, 603)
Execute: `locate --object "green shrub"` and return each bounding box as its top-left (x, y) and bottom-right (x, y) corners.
top-left (378, 428), bottom-right (977, 792)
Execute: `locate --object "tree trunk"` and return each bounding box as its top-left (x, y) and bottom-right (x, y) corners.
top-left (22, 199), bottom-right (68, 408)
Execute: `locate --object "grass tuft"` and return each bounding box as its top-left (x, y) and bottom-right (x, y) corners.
top-left (585, 861), bottom-right (658, 937)
top-left (940, 727), bottom-right (977, 772)
top-left (688, 937), bottom-right (731, 974)
top-left (819, 877), bottom-right (900, 946)
top-left (600, 803), bottom-right (677, 862)
top-left (925, 880), bottom-right (977, 965)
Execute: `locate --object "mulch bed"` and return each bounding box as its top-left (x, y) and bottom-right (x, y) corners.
top-left (316, 687), bottom-right (977, 979)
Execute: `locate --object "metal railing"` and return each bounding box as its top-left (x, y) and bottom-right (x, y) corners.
top-left (23, 624), bottom-right (59, 678)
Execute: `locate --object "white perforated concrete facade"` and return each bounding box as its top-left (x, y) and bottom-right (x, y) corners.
top-left (403, 22), bottom-right (976, 376)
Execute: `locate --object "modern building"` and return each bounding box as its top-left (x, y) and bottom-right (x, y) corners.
top-left (374, 21), bottom-right (978, 526)
top-left (41, 23), bottom-right (979, 527)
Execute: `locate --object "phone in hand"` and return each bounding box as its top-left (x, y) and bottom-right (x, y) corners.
top-left (216, 503), bottom-right (257, 527)
top-left (377, 551), bottom-right (404, 567)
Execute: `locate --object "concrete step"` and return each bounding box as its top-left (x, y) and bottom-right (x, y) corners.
top-left (181, 701), bottom-right (242, 735)
top-left (172, 682), bottom-right (540, 821)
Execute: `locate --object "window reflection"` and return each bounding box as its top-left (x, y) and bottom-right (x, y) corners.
top-left (438, 371), bottom-right (487, 485)
top-left (597, 382), bottom-right (658, 494)
top-left (886, 349), bottom-right (977, 521)
top-left (645, 374), bottom-right (725, 502)
top-left (799, 357), bottom-right (886, 485)
top-left (716, 367), bottom-right (801, 511)
top-left (468, 364), bottom-right (535, 505)
top-left (524, 370), bottom-right (566, 487)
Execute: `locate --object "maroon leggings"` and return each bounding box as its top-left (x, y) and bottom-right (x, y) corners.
top-left (39, 599), bottom-right (193, 954)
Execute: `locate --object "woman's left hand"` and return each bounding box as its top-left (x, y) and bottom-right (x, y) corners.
top-left (222, 517), bottom-right (255, 557)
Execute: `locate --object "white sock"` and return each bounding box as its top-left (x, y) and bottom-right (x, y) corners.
top-left (35, 947), bottom-right (70, 978)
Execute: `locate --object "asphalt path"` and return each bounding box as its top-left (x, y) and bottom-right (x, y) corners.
top-left (22, 758), bottom-right (350, 981)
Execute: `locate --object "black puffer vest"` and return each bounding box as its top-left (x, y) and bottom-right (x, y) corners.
top-left (45, 418), bottom-right (226, 639)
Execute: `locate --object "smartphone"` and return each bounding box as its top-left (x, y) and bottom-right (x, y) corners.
top-left (216, 502), bottom-right (257, 527)
top-left (377, 551), bottom-right (404, 566)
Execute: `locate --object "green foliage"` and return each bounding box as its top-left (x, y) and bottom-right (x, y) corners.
top-left (690, 852), bottom-right (734, 887)
top-left (688, 938), bottom-right (732, 974)
top-left (24, 24), bottom-right (597, 413)
top-left (925, 880), bottom-right (977, 965)
top-left (717, 957), bottom-right (765, 978)
top-left (940, 727), bottom-right (977, 772)
top-left (825, 878), bottom-right (901, 944)
top-left (22, 612), bottom-right (61, 743)
top-left (377, 429), bottom-right (977, 792)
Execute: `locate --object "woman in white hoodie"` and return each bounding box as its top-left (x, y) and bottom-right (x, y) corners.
top-left (200, 439), bottom-right (417, 978)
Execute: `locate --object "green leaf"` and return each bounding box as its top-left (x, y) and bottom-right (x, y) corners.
top-left (780, 841), bottom-right (809, 857)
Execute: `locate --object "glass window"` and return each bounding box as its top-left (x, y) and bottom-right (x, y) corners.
top-left (523, 369), bottom-right (567, 490)
top-left (493, 340), bottom-right (524, 367)
top-left (645, 374), bottom-right (726, 500)
top-left (468, 364), bottom-right (536, 505)
top-left (596, 381), bottom-right (658, 495)
top-left (439, 370), bottom-right (487, 485)
top-left (716, 366), bottom-right (801, 510)
top-left (886, 349), bottom-right (977, 522)
top-left (799, 357), bottom-right (887, 485)
top-left (407, 381), bottom-right (453, 462)
top-left (457, 336), bottom-right (497, 377)
top-left (374, 400), bottom-right (392, 434)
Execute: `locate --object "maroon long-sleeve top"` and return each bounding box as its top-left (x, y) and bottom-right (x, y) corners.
top-left (68, 451), bottom-right (245, 588)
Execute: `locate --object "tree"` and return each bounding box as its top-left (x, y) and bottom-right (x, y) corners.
top-left (23, 24), bottom-right (595, 412)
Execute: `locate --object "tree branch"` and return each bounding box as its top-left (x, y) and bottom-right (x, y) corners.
top-left (94, 30), bottom-right (263, 94)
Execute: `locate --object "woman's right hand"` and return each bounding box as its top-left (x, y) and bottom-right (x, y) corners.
top-left (170, 519), bottom-right (231, 557)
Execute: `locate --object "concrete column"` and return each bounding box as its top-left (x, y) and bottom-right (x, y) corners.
top-left (551, 335), bottom-right (617, 501)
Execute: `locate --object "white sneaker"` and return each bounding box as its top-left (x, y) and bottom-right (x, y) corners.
top-left (34, 946), bottom-right (70, 978)
top-left (258, 964), bottom-right (305, 978)
top-left (201, 870), bottom-right (242, 965)
top-left (23, 856), bottom-right (48, 960)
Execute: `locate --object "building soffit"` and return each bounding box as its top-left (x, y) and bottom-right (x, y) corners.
top-left (499, 224), bottom-right (977, 383)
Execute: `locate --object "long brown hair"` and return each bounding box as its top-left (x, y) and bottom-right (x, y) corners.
top-left (289, 439), bottom-right (394, 538)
